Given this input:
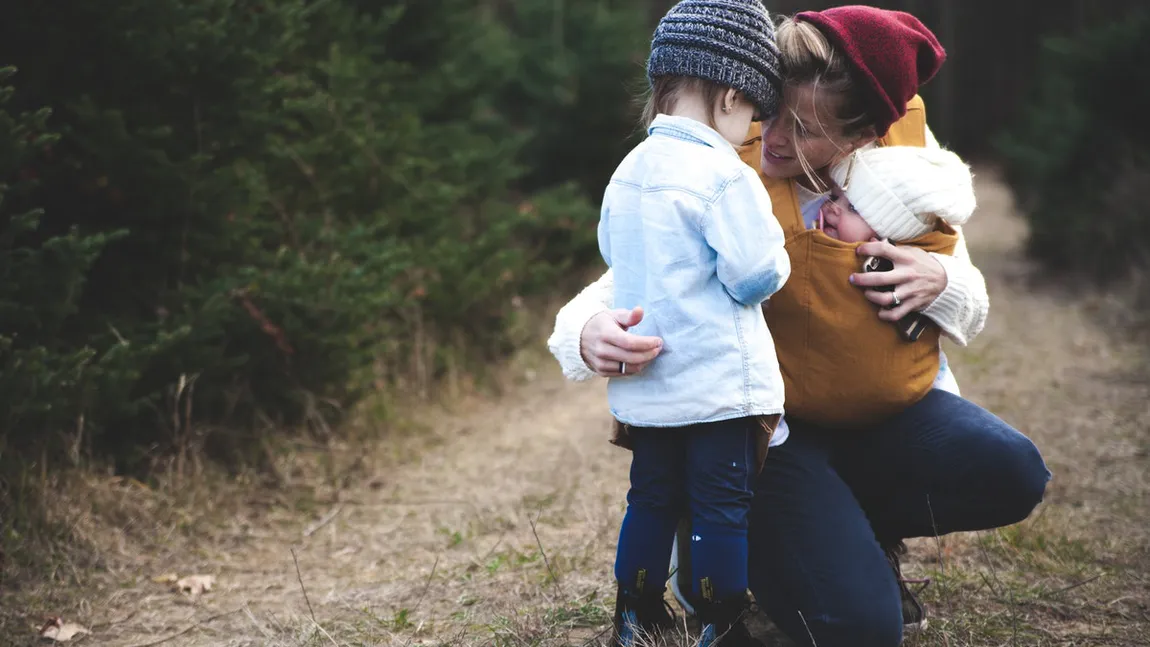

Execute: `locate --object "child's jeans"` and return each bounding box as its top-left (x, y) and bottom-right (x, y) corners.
top-left (614, 417), bottom-right (756, 602)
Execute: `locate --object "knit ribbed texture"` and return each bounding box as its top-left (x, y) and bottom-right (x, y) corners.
top-left (648, 0), bottom-right (783, 118)
top-left (546, 270), bottom-right (615, 382)
top-left (830, 146), bottom-right (976, 242)
top-left (796, 7), bottom-right (945, 136)
top-left (924, 249), bottom-right (989, 347)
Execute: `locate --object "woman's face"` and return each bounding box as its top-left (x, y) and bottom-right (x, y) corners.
top-left (759, 83), bottom-right (872, 181)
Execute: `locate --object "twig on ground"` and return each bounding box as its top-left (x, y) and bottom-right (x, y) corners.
top-left (1011, 587), bottom-right (1019, 646)
top-left (530, 506), bottom-right (569, 599)
top-left (123, 608), bottom-right (242, 647)
top-left (580, 624), bottom-right (614, 647)
top-left (925, 494), bottom-right (958, 614)
top-left (289, 549), bottom-right (317, 625)
top-left (348, 498), bottom-right (473, 506)
top-left (303, 504), bottom-right (344, 538)
top-left (401, 555), bottom-right (440, 647)
top-left (290, 548), bottom-right (339, 647)
top-left (242, 604), bottom-right (273, 639)
top-left (975, 530), bottom-right (1004, 596)
top-left (88, 609), bottom-right (139, 630)
top-left (926, 494), bottom-right (945, 572)
top-left (986, 529), bottom-right (1025, 643)
top-left (1039, 573), bottom-right (1104, 599)
top-left (480, 534), bottom-right (506, 562)
top-left (310, 620), bottom-right (340, 647)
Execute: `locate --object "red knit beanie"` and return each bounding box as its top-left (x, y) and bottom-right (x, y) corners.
top-left (796, 6), bottom-right (945, 136)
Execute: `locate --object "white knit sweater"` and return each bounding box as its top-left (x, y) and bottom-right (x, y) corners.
top-left (547, 227), bottom-right (987, 383)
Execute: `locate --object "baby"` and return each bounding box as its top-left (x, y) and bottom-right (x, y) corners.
top-left (818, 145), bottom-right (975, 245)
top-left (818, 145), bottom-right (975, 343)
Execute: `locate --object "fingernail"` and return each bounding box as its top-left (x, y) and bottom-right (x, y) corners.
top-left (848, 275), bottom-right (855, 284)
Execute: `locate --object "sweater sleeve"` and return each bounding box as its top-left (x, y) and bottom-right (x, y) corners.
top-left (924, 123), bottom-right (941, 150)
top-left (547, 268), bottom-right (615, 381)
top-left (923, 225), bottom-right (989, 346)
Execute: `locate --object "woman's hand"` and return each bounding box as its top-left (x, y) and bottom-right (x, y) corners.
top-left (850, 239), bottom-right (947, 322)
top-left (579, 306), bottom-right (664, 377)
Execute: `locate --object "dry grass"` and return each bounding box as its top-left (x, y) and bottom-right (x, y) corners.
top-left (1, 168), bottom-right (1148, 646)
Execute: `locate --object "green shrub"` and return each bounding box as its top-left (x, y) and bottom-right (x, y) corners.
top-left (0, 0), bottom-right (648, 467)
top-left (995, 12), bottom-right (1150, 281)
top-left (0, 68), bottom-right (125, 447)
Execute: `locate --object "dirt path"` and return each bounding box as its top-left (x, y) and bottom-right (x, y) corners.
top-left (6, 170), bottom-right (1148, 646)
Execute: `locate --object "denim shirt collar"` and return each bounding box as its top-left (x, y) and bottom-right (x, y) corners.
top-left (648, 114), bottom-right (738, 158)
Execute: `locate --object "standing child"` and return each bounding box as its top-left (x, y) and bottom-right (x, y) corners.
top-left (597, 1), bottom-right (789, 645)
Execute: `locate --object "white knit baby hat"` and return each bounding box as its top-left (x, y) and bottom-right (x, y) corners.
top-left (829, 146), bottom-right (976, 241)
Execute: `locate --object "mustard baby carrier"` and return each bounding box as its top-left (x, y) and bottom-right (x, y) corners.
top-left (737, 97), bottom-right (958, 428)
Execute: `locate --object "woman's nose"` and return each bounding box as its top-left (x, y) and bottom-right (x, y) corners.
top-left (761, 120), bottom-right (790, 149)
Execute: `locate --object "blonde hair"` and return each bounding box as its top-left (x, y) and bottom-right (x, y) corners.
top-left (640, 76), bottom-right (729, 130)
top-left (776, 17), bottom-right (876, 187)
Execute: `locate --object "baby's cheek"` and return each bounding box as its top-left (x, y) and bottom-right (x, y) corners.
top-left (843, 213), bottom-right (875, 243)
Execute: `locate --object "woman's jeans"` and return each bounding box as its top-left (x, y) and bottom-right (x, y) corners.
top-left (615, 418), bottom-right (757, 602)
top-left (747, 389), bottom-right (1051, 646)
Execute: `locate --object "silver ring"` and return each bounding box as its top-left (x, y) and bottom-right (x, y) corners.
top-left (891, 291), bottom-right (901, 307)
top-left (620, 362), bottom-right (627, 375)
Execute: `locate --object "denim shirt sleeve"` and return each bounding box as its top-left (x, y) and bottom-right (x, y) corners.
top-left (702, 168), bottom-right (791, 306)
top-left (597, 201), bottom-right (612, 268)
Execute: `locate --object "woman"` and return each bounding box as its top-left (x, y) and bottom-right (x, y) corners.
top-left (548, 7), bottom-right (1050, 647)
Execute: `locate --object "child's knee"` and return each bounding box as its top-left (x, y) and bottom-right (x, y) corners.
top-left (626, 483), bottom-right (683, 513)
top-left (690, 468), bottom-right (753, 528)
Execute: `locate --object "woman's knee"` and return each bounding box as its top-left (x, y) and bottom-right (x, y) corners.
top-left (926, 391), bottom-right (1052, 522)
top-left (981, 424), bottom-right (1052, 524)
top-left (1002, 434), bottom-right (1051, 521)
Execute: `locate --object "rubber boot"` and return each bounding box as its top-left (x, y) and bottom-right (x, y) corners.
top-left (697, 596), bottom-right (758, 647)
top-left (612, 583), bottom-right (677, 647)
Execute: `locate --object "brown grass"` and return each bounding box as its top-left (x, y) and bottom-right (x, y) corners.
top-left (1, 168), bottom-right (1148, 646)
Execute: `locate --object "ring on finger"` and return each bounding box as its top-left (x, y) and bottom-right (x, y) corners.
top-left (620, 361), bottom-right (627, 375)
top-left (890, 291), bottom-right (901, 307)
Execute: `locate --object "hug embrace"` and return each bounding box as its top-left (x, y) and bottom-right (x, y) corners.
top-left (547, 1), bottom-right (1051, 646)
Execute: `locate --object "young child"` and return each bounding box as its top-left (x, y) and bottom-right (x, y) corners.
top-left (597, 1), bottom-right (789, 645)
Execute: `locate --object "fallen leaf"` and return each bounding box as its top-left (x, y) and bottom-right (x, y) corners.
top-left (175, 574), bottom-right (216, 597)
top-left (39, 617), bottom-right (90, 642)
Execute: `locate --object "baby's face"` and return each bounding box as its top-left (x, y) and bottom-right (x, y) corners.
top-left (818, 186), bottom-right (877, 243)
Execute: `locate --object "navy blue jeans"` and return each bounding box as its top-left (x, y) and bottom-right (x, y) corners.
top-left (615, 417), bottom-right (757, 602)
top-left (747, 389), bottom-right (1051, 646)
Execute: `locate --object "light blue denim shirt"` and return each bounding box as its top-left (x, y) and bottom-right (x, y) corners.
top-left (598, 115), bottom-right (791, 427)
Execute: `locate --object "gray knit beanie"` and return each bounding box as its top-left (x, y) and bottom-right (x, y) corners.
top-left (647, 0), bottom-right (783, 118)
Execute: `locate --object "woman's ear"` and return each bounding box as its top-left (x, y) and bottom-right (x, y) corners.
top-left (851, 126), bottom-right (878, 151)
